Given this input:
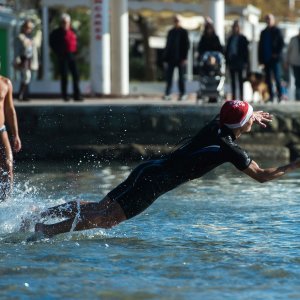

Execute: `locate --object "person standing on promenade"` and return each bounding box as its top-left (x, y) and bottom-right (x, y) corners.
top-left (285, 27), bottom-right (300, 100)
top-left (0, 66), bottom-right (22, 202)
top-left (50, 13), bottom-right (83, 101)
top-left (258, 14), bottom-right (284, 103)
top-left (14, 20), bottom-right (36, 101)
top-left (163, 15), bottom-right (190, 101)
top-left (197, 17), bottom-right (223, 59)
top-left (225, 20), bottom-right (249, 100)
top-left (29, 100), bottom-right (300, 239)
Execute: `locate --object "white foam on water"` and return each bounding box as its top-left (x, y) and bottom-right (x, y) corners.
top-left (0, 179), bottom-right (67, 235)
top-left (0, 182), bottom-right (38, 233)
top-left (70, 199), bottom-right (81, 233)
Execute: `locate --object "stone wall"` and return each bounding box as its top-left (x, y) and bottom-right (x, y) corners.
top-left (14, 103), bottom-right (300, 162)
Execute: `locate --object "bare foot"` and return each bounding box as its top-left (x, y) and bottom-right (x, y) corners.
top-left (20, 207), bottom-right (41, 232)
top-left (26, 223), bottom-right (51, 242)
top-left (19, 217), bottom-right (31, 232)
top-left (26, 223), bottom-right (53, 242)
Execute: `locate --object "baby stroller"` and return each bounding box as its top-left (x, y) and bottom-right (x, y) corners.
top-left (197, 51), bottom-right (226, 103)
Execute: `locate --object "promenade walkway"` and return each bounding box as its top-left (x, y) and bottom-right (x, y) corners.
top-left (13, 96), bottom-right (300, 111)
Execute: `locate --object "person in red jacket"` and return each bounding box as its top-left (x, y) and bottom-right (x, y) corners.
top-left (50, 13), bottom-right (83, 101)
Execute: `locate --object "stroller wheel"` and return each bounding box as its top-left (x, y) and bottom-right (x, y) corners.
top-left (197, 91), bottom-right (202, 99)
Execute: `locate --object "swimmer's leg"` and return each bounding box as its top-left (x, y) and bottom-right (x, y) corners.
top-left (22, 197), bottom-right (113, 232)
top-left (35, 198), bottom-right (126, 237)
top-left (0, 132), bottom-right (13, 202)
top-left (39, 196), bottom-right (114, 219)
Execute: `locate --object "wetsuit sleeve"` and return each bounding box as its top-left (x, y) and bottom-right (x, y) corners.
top-left (221, 137), bottom-right (252, 171)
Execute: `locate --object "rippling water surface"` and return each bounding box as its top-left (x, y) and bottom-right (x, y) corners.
top-left (1, 160), bottom-right (300, 299)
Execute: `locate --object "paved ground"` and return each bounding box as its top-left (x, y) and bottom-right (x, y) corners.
top-left (13, 96), bottom-right (300, 114)
top-left (13, 94), bottom-right (198, 106)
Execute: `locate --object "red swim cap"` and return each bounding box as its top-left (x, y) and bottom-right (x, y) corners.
top-left (220, 100), bottom-right (253, 129)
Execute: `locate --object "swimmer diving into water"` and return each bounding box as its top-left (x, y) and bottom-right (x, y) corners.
top-left (31, 100), bottom-right (300, 238)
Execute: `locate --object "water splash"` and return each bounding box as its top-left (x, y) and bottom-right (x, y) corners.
top-left (0, 176), bottom-right (69, 236)
top-left (70, 199), bottom-right (81, 232)
top-left (0, 180), bottom-right (40, 234)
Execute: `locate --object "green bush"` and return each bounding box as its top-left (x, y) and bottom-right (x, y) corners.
top-left (129, 57), bottom-right (146, 81)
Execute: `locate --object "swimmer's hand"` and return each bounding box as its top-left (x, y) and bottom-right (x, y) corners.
top-left (13, 135), bottom-right (22, 152)
top-left (253, 111), bottom-right (273, 128)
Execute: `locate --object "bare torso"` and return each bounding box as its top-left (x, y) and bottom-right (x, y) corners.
top-left (0, 76), bottom-right (9, 126)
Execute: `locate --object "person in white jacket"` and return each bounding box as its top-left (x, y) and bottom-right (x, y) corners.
top-left (286, 28), bottom-right (300, 100)
top-left (14, 20), bottom-right (39, 101)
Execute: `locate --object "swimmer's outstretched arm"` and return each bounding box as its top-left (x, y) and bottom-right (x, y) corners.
top-left (243, 159), bottom-right (300, 183)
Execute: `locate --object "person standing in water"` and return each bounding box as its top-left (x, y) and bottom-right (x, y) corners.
top-left (31, 100), bottom-right (300, 238)
top-left (0, 62), bottom-right (22, 201)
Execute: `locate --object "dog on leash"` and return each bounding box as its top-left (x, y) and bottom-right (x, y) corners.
top-left (246, 71), bottom-right (270, 102)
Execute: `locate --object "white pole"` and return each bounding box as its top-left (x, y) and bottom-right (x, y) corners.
top-left (289, 0), bottom-right (295, 10)
top-left (90, 0), bottom-right (111, 95)
top-left (42, 6), bottom-right (50, 80)
top-left (111, 0), bottom-right (129, 95)
top-left (102, 0), bottom-right (111, 94)
top-left (203, 0), bottom-right (225, 45)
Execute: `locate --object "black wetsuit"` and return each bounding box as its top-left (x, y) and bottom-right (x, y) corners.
top-left (107, 118), bottom-right (252, 219)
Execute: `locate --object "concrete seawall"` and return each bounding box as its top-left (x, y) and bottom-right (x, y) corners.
top-left (14, 100), bottom-right (300, 162)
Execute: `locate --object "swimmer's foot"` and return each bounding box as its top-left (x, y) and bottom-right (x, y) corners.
top-left (19, 217), bottom-right (31, 232)
top-left (26, 223), bottom-right (52, 242)
top-left (19, 208), bottom-right (41, 232)
top-left (26, 231), bottom-right (47, 242)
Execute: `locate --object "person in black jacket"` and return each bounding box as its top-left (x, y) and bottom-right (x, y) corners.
top-left (197, 17), bottom-right (223, 58)
top-left (225, 20), bottom-right (249, 100)
top-left (163, 15), bottom-right (190, 101)
top-left (50, 14), bottom-right (83, 101)
top-left (258, 14), bottom-right (284, 102)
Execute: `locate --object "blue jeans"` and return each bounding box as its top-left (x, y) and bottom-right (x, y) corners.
top-left (229, 68), bottom-right (244, 100)
top-left (264, 61), bottom-right (282, 101)
top-left (292, 66), bottom-right (300, 100)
